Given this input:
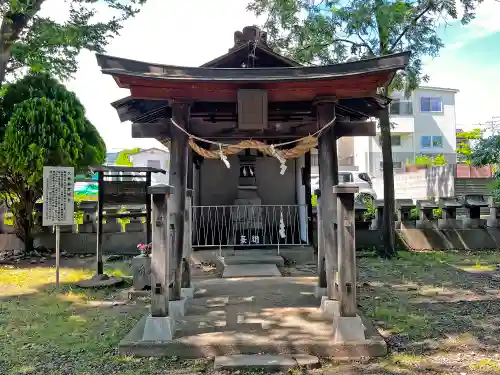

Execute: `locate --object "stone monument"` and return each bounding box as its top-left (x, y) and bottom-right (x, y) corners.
top-left (232, 152), bottom-right (264, 247)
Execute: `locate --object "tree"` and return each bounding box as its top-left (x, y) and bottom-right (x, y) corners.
top-left (0, 73), bottom-right (106, 251)
top-left (0, 0), bottom-right (147, 84)
top-left (116, 148), bottom-right (141, 166)
top-left (456, 128), bottom-right (481, 164)
top-left (248, 0), bottom-right (482, 257)
top-left (470, 134), bottom-right (500, 200)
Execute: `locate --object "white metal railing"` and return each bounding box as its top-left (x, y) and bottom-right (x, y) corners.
top-left (192, 204), bottom-right (308, 250)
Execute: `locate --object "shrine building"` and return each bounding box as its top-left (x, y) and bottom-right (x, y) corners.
top-left (96, 25), bottom-right (409, 249)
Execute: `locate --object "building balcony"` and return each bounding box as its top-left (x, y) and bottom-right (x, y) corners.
top-left (377, 116), bottom-right (415, 134)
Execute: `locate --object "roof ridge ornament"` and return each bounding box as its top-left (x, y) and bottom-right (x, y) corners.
top-left (233, 26), bottom-right (268, 49)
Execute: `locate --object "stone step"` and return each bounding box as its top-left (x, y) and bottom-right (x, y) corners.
top-left (214, 354), bottom-right (319, 370)
top-left (222, 264), bottom-right (282, 278)
top-left (219, 254), bottom-right (284, 267)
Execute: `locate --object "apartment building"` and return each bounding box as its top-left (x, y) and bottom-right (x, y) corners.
top-left (351, 86), bottom-right (459, 176)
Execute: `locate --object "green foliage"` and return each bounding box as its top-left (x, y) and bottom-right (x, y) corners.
top-left (406, 154), bottom-right (447, 167)
top-left (247, 0), bottom-right (481, 95)
top-left (470, 134), bottom-right (500, 201)
top-left (0, 72), bottom-right (106, 251)
top-left (0, 72), bottom-right (106, 166)
top-left (1, 0), bottom-right (148, 83)
top-left (3, 97), bottom-right (84, 185)
top-left (456, 128), bottom-right (481, 164)
top-left (116, 148), bottom-right (141, 166)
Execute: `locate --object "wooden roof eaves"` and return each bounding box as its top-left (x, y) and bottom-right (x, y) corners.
top-left (200, 42), bottom-right (301, 67)
top-left (97, 51), bottom-right (410, 84)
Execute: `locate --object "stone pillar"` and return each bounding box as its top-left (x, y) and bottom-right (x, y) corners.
top-left (370, 200), bottom-right (384, 230)
top-left (333, 184), bottom-right (365, 342)
top-left (462, 194), bottom-right (487, 229)
top-left (315, 97), bottom-right (339, 303)
top-left (169, 100), bottom-right (191, 301)
top-left (416, 200), bottom-right (438, 229)
top-left (79, 202), bottom-right (97, 233)
top-left (314, 189), bottom-right (327, 298)
top-left (395, 199), bottom-right (415, 229)
top-left (438, 197), bottom-right (462, 229)
top-left (125, 206), bottom-right (146, 232)
top-left (487, 196), bottom-right (500, 228)
top-left (103, 207), bottom-right (122, 233)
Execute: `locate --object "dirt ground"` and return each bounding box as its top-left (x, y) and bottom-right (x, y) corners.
top-left (1, 250), bottom-right (500, 374)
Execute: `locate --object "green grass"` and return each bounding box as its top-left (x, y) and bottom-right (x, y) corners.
top-left (0, 262), bottom-right (210, 375)
top-left (1, 251), bottom-right (500, 374)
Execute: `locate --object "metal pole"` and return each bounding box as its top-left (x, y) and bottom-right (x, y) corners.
top-left (55, 225), bottom-right (60, 288)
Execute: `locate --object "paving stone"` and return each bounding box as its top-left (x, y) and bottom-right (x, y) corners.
top-left (222, 264), bottom-right (281, 278)
top-left (214, 355), bottom-right (297, 370)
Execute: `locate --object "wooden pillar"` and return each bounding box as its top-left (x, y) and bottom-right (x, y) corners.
top-left (304, 152), bottom-right (314, 245)
top-left (95, 171), bottom-right (104, 275)
top-left (334, 185), bottom-right (358, 317)
top-left (145, 171), bottom-right (152, 245)
top-left (148, 185), bottom-right (173, 317)
top-left (315, 189), bottom-right (327, 289)
top-left (169, 100), bottom-right (191, 300)
top-left (315, 97), bottom-right (339, 300)
top-left (181, 189), bottom-right (193, 288)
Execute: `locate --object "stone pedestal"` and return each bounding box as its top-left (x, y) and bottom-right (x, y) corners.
top-left (333, 315), bottom-right (366, 343)
top-left (438, 197), bottom-right (463, 229)
top-left (487, 196), bottom-right (500, 227)
top-left (416, 200), bottom-right (438, 229)
top-left (231, 154), bottom-right (265, 247)
top-left (143, 315), bottom-right (175, 341)
top-left (438, 219), bottom-right (462, 229)
top-left (320, 295), bottom-right (339, 317)
top-left (169, 298), bottom-right (187, 319)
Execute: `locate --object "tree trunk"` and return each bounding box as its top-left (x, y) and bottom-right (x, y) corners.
top-left (378, 105), bottom-right (397, 258)
top-left (14, 190), bottom-right (36, 253)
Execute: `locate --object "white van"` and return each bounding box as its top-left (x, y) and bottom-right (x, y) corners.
top-left (311, 171), bottom-right (377, 200)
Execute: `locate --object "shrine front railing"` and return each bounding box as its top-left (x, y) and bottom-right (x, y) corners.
top-left (191, 204), bottom-right (309, 249)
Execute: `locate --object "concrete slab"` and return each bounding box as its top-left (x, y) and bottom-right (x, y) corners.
top-left (219, 254), bottom-right (285, 267)
top-left (222, 264), bottom-right (281, 278)
top-left (214, 355), bottom-right (296, 371)
top-left (118, 277), bottom-right (387, 359)
top-left (76, 274), bottom-right (123, 288)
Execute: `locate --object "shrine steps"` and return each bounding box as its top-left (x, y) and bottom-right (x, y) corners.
top-left (217, 251), bottom-right (284, 278)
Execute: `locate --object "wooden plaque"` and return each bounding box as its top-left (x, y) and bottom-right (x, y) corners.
top-left (237, 89), bottom-right (268, 130)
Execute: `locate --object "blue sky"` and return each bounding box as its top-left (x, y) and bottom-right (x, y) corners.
top-left (39, 0), bottom-right (500, 149)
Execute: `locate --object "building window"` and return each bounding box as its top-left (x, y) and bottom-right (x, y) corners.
top-left (421, 136), bottom-right (443, 149)
top-left (420, 97), bottom-right (442, 113)
top-left (379, 161), bottom-right (403, 170)
top-left (432, 136), bottom-right (443, 148)
top-left (378, 135), bottom-right (402, 146)
top-left (390, 99), bottom-right (413, 115)
top-left (147, 159), bottom-right (162, 169)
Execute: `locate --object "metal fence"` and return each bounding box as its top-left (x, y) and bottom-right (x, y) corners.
top-left (191, 204), bottom-right (308, 250)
